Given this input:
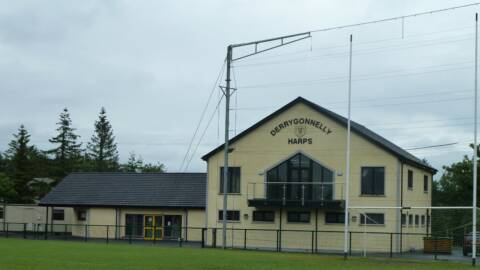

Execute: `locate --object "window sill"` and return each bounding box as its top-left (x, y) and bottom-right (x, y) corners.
top-left (287, 221), bottom-right (311, 224)
top-left (359, 224), bottom-right (385, 227)
top-left (252, 221), bottom-right (275, 224)
top-left (359, 194), bottom-right (386, 197)
top-left (325, 223), bottom-right (344, 225)
top-left (218, 193), bottom-right (242, 196)
top-left (217, 220), bottom-right (241, 223)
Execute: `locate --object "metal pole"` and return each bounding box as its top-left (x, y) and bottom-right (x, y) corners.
top-left (222, 45), bottom-right (233, 249)
top-left (343, 34), bottom-right (353, 260)
top-left (473, 12), bottom-right (479, 267)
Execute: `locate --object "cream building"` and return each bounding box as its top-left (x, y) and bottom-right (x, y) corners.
top-left (201, 97), bottom-right (436, 253)
top-left (39, 173), bottom-right (206, 241)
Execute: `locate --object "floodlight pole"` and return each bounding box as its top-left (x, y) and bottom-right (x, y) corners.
top-left (220, 32), bottom-right (311, 249)
top-left (343, 34), bottom-right (353, 260)
top-left (473, 12), bottom-right (478, 267)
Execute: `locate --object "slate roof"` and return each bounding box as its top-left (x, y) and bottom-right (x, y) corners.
top-left (202, 96), bottom-right (436, 173)
top-left (39, 172), bottom-right (206, 209)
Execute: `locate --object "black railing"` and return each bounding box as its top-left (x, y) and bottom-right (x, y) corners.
top-left (0, 222), bottom-right (458, 260)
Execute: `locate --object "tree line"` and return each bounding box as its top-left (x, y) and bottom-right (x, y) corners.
top-left (0, 107), bottom-right (165, 203)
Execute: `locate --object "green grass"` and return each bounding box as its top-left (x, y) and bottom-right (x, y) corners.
top-left (0, 238), bottom-right (473, 270)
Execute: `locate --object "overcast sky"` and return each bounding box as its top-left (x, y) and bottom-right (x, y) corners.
top-left (0, 0), bottom-right (479, 175)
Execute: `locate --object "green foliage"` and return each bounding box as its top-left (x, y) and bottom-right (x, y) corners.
top-left (121, 152), bottom-right (165, 173)
top-left (87, 107), bottom-right (119, 172)
top-left (47, 108), bottom-right (82, 179)
top-left (0, 173), bottom-right (17, 202)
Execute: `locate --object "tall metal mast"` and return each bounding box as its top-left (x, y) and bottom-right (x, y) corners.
top-left (220, 32), bottom-right (311, 248)
top-left (472, 12), bottom-right (478, 267)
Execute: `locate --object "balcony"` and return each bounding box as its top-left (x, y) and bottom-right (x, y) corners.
top-left (247, 182), bottom-right (345, 208)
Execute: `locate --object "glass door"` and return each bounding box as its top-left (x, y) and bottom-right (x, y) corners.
top-left (144, 215), bottom-right (163, 240)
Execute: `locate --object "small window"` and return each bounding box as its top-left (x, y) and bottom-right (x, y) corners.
top-left (408, 170), bottom-right (413, 190)
top-left (52, 209), bottom-right (64, 221)
top-left (361, 167), bottom-right (385, 195)
top-left (401, 214), bottom-right (406, 226)
top-left (220, 167), bottom-right (241, 194)
top-left (218, 210), bottom-right (240, 221)
top-left (423, 175), bottom-right (429, 193)
top-left (287, 211), bottom-right (310, 223)
top-left (408, 214), bottom-right (413, 226)
top-left (325, 212), bottom-right (345, 224)
top-left (421, 215), bottom-right (426, 226)
top-left (415, 215), bottom-right (419, 226)
top-left (360, 213), bottom-right (384, 225)
top-left (76, 209), bottom-right (87, 221)
top-left (252, 211), bottom-right (275, 222)
top-left (0, 207), bottom-right (3, 219)
top-left (427, 215), bottom-right (430, 226)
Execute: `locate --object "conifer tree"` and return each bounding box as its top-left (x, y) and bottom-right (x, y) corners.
top-left (5, 125), bottom-right (35, 202)
top-left (48, 108), bottom-right (82, 177)
top-left (87, 107), bottom-right (119, 171)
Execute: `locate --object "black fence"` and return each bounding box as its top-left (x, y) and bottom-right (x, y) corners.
top-left (0, 222), bottom-right (463, 260)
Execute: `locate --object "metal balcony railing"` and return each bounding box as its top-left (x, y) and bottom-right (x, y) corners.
top-left (247, 182), bottom-right (344, 205)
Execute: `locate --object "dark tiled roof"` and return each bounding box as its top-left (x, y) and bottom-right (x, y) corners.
top-left (40, 172), bottom-right (206, 208)
top-left (202, 96), bottom-right (436, 173)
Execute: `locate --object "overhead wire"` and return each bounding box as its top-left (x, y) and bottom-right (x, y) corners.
top-left (179, 59), bottom-right (226, 171)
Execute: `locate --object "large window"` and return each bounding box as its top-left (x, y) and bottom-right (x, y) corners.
top-left (252, 211), bottom-right (275, 222)
top-left (325, 212), bottom-right (345, 224)
top-left (424, 175), bottom-right (429, 193)
top-left (287, 211), bottom-right (310, 223)
top-left (218, 210), bottom-right (240, 221)
top-left (415, 215), bottom-right (419, 226)
top-left (125, 214), bottom-right (143, 237)
top-left (408, 170), bottom-right (413, 190)
top-left (401, 214), bottom-right (406, 226)
top-left (0, 207), bottom-right (3, 219)
top-left (220, 167), bottom-right (241, 194)
top-left (52, 209), bottom-right (64, 221)
top-left (266, 153), bottom-right (334, 201)
top-left (360, 213), bottom-right (384, 225)
top-left (361, 167), bottom-right (385, 195)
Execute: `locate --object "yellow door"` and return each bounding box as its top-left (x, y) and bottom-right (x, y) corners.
top-left (144, 215), bottom-right (163, 240)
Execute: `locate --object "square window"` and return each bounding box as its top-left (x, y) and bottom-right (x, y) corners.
top-left (361, 167), bottom-right (385, 195)
top-left (252, 211), bottom-right (275, 222)
top-left (325, 212), bottom-right (345, 224)
top-left (218, 210), bottom-right (240, 221)
top-left (76, 209), bottom-right (87, 221)
top-left (287, 211), bottom-right (310, 223)
top-left (52, 209), bottom-right (64, 221)
top-left (360, 213), bottom-right (384, 225)
top-left (220, 167), bottom-right (241, 194)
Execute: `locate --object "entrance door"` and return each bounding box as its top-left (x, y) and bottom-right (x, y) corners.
top-left (144, 215), bottom-right (163, 240)
top-left (164, 215), bottom-right (182, 239)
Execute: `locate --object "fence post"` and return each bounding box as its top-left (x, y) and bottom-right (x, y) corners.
top-left (349, 232), bottom-right (352, 256)
top-left (153, 224), bottom-right (156, 245)
top-left (34, 224), bottom-right (37, 239)
top-left (64, 224), bottom-right (68, 240)
top-left (315, 230), bottom-right (318, 253)
top-left (243, 229), bottom-right (247, 250)
top-left (276, 230), bottom-right (279, 252)
top-left (433, 235), bottom-right (438, 260)
top-left (279, 229), bottom-right (282, 252)
top-left (23, 223), bottom-right (27, 239)
top-left (6, 223), bottom-right (8, 238)
top-left (106, 225), bottom-right (109, 244)
top-left (129, 230), bottom-right (132, 244)
top-left (84, 225), bottom-right (87, 242)
top-left (201, 228), bottom-right (205, 248)
top-left (390, 233), bottom-right (393, 258)
top-left (212, 228), bottom-right (217, 248)
top-left (44, 223), bottom-right (47, 240)
top-left (311, 231), bottom-right (314, 254)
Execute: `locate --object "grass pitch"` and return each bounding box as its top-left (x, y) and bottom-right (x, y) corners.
top-left (0, 238), bottom-right (472, 270)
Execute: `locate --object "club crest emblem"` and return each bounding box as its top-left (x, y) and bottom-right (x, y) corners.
top-left (294, 125), bottom-right (307, 138)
